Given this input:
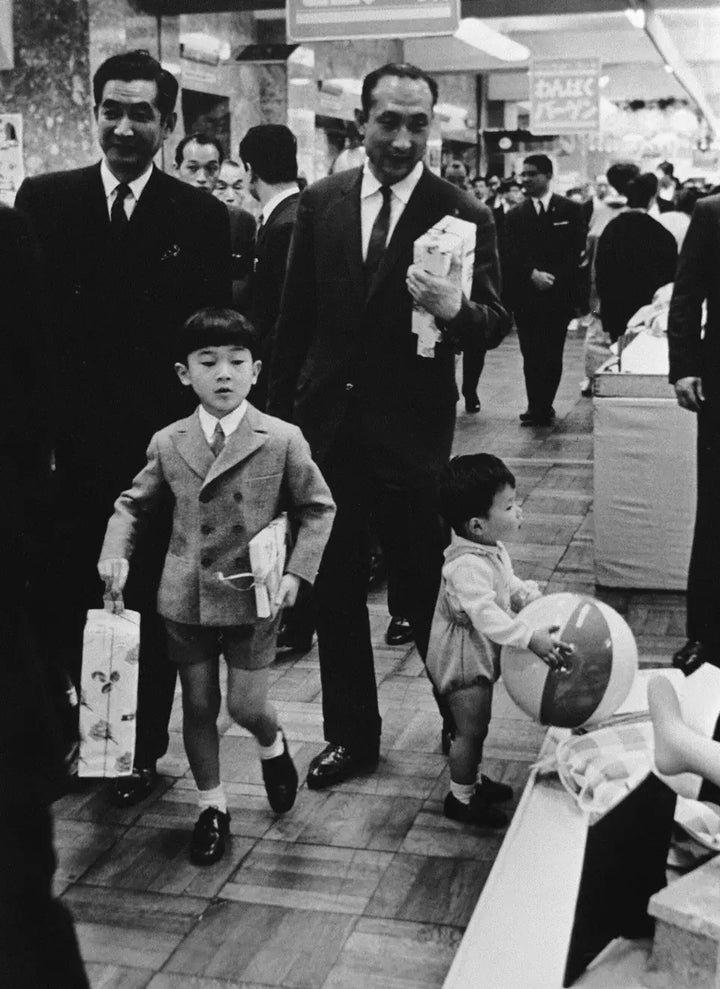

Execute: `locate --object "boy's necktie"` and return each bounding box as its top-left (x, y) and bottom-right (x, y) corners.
top-left (364, 184), bottom-right (392, 290)
top-left (210, 421), bottom-right (225, 458)
top-left (111, 183), bottom-right (131, 231)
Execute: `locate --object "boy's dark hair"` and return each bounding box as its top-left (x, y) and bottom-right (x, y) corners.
top-left (437, 454), bottom-right (516, 536)
top-left (174, 132), bottom-right (224, 168)
top-left (361, 62), bottom-right (438, 116)
top-left (626, 172), bottom-right (658, 209)
top-left (523, 153), bottom-right (553, 177)
top-left (606, 161), bottom-right (640, 197)
top-left (176, 308), bottom-right (259, 362)
top-left (93, 49), bottom-right (179, 120)
top-left (239, 124), bottom-right (298, 184)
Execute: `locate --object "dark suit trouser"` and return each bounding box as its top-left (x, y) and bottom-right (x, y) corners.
top-left (37, 479), bottom-right (177, 770)
top-left (516, 308), bottom-right (571, 416)
top-left (461, 334), bottom-right (486, 403)
top-left (686, 398), bottom-right (720, 655)
top-left (314, 430), bottom-right (449, 751)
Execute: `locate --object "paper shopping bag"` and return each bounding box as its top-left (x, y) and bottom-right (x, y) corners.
top-left (78, 601), bottom-right (140, 777)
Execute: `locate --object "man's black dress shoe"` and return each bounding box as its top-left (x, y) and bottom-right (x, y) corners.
top-left (306, 743), bottom-right (379, 790)
top-left (520, 407), bottom-right (555, 423)
top-left (190, 807), bottom-right (231, 865)
top-left (385, 616), bottom-right (414, 646)
top-left (672, 640), bottom-right (706, 676)
top-left (261, 733), bottom-right (298, 813)
top-left (276, 625), bottom-right (314, 656)
top-left (464, 397), bottom-right (481, 413)
top-left (109, 766), bottom-right (158, 808)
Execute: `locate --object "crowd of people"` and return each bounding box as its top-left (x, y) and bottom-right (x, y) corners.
top-left (3, 44), bottom-right (720, 983)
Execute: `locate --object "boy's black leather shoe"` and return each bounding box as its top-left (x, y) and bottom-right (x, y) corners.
top-left (306, 743), bottom-right (379, 790)
top-left (443, 788), bottom-right (508, 828)
top-left (190, 807), bottom-right (230, 865)
top-left (109, 766), bottom-right (157, 808)
top-left (479, 774), bottom-right (513, 803)
top-left (262, 733), bottom-right (298, 813)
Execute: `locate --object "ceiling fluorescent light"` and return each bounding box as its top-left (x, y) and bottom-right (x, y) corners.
top-left (455, 19), bottom-right (530, 63)
top-left (624, 5), bottom-right (646, 30)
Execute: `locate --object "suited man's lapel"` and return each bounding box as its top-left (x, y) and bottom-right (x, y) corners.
top-left (330, 170), bottom-right (365, 302)
top-left (173, 413), bottom-right (215, 479)
top-left (203, 405), bottom-right (269, 487)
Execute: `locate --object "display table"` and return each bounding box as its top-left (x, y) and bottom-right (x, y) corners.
top-left (442, 671), bottom-right (682, 989)
top-left (593, 334), bottom-right (696, 590)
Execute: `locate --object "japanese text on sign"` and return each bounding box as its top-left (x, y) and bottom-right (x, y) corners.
top-left (530, 59), bottom-right (600, 135)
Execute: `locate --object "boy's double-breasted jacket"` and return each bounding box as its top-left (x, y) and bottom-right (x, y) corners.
top-left (101, 404), bottom-right (336, 626)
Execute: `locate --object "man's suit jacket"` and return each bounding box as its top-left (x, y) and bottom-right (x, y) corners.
top-left (15, 163), bottom-right (232, 501)
top-left (101, 404), bottom-right (335, 626)
top-left (503, 193), bottom-right (586, 318)
top-left (668, 194), bottom-right (720, 393)
top-left (249, 191), bottom-right (300, 352)
top-left (267, 166), bottom-right (509, 488)
top-left (228, 204), bottom-right (256, 311)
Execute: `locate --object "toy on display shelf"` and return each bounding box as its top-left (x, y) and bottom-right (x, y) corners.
top-left (500, 593), bottom-right (638, 729)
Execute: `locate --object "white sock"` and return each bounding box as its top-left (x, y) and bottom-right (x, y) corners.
top-left (258, 729), bottom-right (285, 761)
top-left (450, 781), bottom-right (475, 805)
top-left (198, 783), bottom-right (227, 815)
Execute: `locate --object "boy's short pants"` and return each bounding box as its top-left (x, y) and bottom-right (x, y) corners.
top-left (164, 616), bottom-right (281, 671)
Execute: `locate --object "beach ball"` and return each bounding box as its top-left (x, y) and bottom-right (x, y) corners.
top-left (500, 593), bottom-right (637, 729)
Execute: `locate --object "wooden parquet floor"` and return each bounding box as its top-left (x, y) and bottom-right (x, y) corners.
top-left (55, 328), bottom-right (686, 988)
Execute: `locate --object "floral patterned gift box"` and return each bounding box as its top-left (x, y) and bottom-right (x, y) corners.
top-left (78, 604), bottom-right (140, 777)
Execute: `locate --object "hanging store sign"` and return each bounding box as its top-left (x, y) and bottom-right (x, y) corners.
top-left (530, 58), bottom-right (600, 135)
top-left (287, 0), bottom-right (460, 43)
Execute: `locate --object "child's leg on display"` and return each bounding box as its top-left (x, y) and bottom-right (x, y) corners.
top-left (447, 681), bottom-right (493, 785)
top-left (649, 676), bottom-right (720, 793)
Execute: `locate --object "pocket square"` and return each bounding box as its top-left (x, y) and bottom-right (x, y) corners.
top-left (161, 244), bottom-right (181, 261)
top-left (553, 220), bottom-right (569, 227)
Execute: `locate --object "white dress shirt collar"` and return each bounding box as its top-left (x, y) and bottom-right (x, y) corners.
top-left (532, 190), bottom-right (553, 214)
top-left (100, 159), bottom-right (154, 218)
top-left (261, 186), bottom-right (298, 225)
top-left (360, 160), bottom-right (424, 204)
top-left (197, 401), bottom-right (248, 444)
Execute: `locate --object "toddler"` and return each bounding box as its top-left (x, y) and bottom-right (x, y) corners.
top-left (427, 453), bottom-right (571, 827)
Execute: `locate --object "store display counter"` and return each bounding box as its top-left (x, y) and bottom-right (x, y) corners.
top-left (593, 334), bottom-right (696, 590)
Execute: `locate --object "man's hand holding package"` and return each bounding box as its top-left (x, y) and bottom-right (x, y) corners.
top-left (98, 558), bottom-right (129, 612)
top-left (406, 262), bottom-right (463, 322)
top-left (530, 268), bottom-right (555, 292)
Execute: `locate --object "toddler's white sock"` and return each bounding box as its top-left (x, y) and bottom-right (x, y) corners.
top-left (198, 783), bottom-right (227, 815)
top-left (450, 781), bottom-right (475, 805)
top-left (258, 729), bottom-right (285, 761)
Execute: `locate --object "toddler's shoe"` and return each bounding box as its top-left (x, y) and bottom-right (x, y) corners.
top-left (444, 787), bottom-right (508, 828)
top-left (478, 774), bottom-right (513, 803)
top-left (262, 733), bottom-right (298, 813)
top-left (190, 807), bottom-right (230, 865)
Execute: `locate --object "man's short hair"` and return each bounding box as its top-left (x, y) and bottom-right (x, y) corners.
top-left (93, 49), bottom-right (179, 119)
top-left (239, 125), bottom-right (298, 184)
top-left (500, 178), bottom-right (521, 194)
top-left (361, 63), bottom-right (438, 116)
top-left (606, 161), bottom-right (640, 197)
top-left (626, 172), bottom-right (658, 210)
top-left (523, 154), bottom-right (553, 177)
top-left (174, 132), bottom-right (224, 169)
top-left (437, 453), bottom-right (516, 537)
top-left (657, 160), bottom-right (674, 177)
top-left (176, 307), bottom-right (259, 363)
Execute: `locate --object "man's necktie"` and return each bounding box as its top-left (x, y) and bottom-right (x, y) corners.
top-left (537, 200), bottom-right (546, 218)
top-left (111, 183), bottom-right (131, 231)
top-left (364, 185), bottom-right (392, 288)
top-left (209, 421), bottom-right (225, 458)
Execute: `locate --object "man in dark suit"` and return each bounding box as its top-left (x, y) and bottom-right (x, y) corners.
top-left (668, 192), bottom-right (720, 675)
top-left (15, 49), bottom-right (231, 807)
top-left (268, 62), bottom-right (509, 788)
top-left (504, 154), bottom-right (586, 426)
